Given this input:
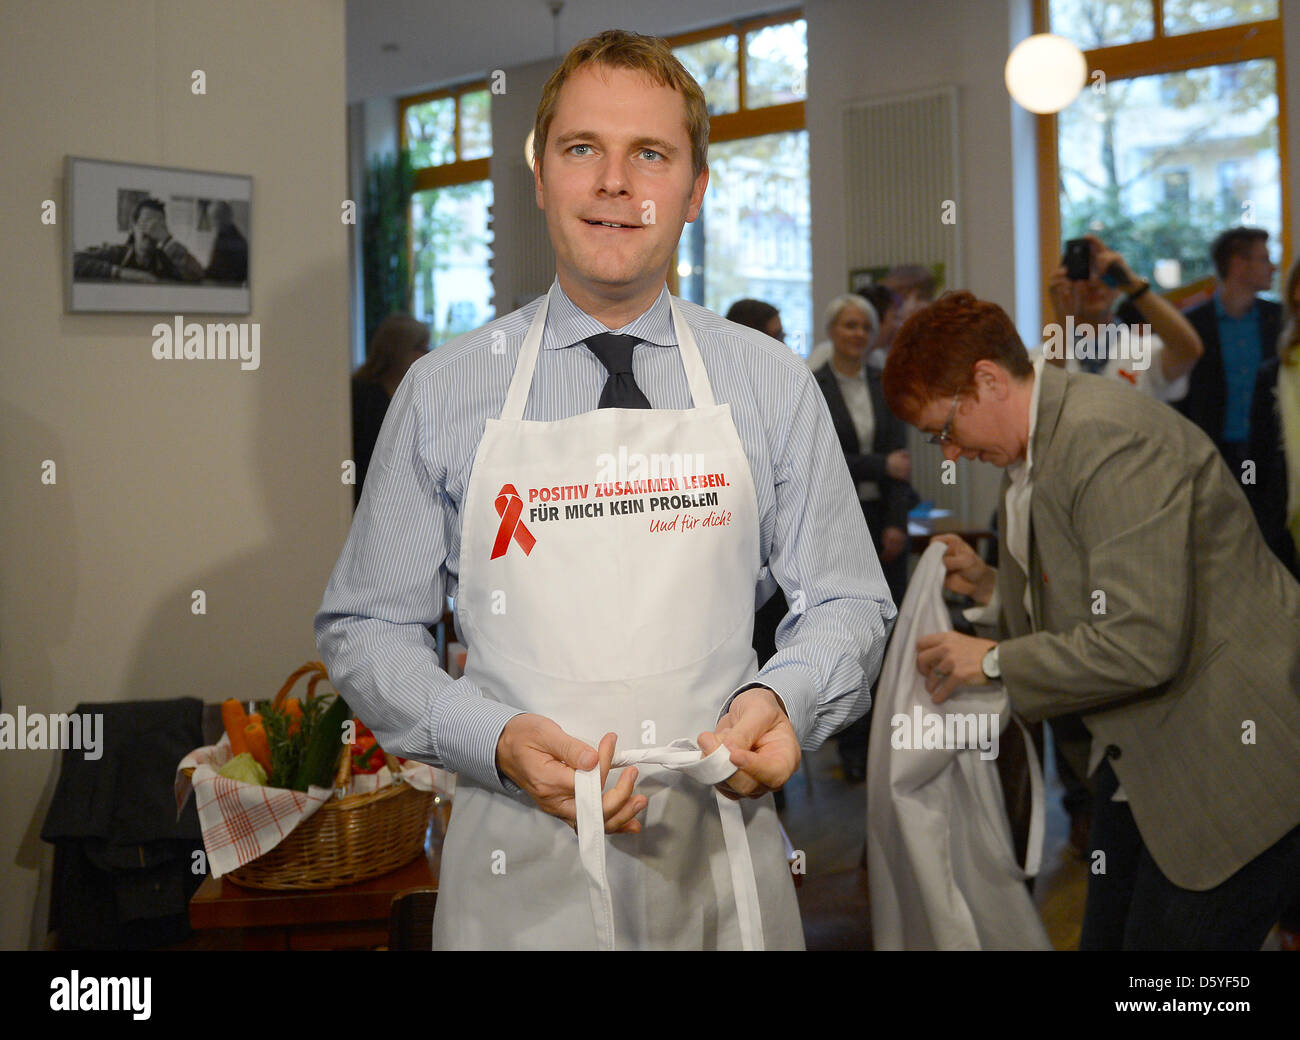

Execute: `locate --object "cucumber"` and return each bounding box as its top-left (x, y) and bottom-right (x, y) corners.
top-left (294, 693), bottom-right (351, 790)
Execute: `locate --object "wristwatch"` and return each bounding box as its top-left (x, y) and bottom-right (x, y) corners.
top-left (981, 645), bottom-right (1001, 680)
top-left (1124, 280), bottom-right (1150, 304)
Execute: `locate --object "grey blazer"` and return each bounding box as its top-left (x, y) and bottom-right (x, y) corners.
top-left (995, 363), bottom-right (1300, 891)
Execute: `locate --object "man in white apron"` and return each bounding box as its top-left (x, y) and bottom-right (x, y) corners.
top-left (316, 29), bottom-right (895, 950)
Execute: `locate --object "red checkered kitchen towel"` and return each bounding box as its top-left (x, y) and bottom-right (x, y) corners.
top-left (174, 736), bottom-right (449, 878)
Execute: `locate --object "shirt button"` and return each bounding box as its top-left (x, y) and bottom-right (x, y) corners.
top-left (1105, 744), bottom-right (1122, 760)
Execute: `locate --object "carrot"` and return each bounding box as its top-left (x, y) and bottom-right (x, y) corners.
top-left (244, 715), bottom-right (272, 774)
top-left (222, 699), bottom-right (249, 756)
top-left (283, 697), bottom-right (303, 736)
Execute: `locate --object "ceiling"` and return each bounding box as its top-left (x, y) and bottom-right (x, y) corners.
top-left (346, 0), bottom-right (788, 102)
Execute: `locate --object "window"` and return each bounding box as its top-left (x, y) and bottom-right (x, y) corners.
top-left (400, 83), bottom-right (495, 347)
top-left (1038, 2), bottom-right (1285, 299)
top-left (1162, 169), bottom-right (1191, 207)
top-left (671, 12), bottom-right (811, 354)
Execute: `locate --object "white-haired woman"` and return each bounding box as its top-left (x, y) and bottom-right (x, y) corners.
top-left (812, 294), bottom-right (914, 781)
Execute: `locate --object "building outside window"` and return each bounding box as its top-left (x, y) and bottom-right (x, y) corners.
top-left (1041, 0), bottom-right (1284, 294)
top-left (401, 84), bottom-right (495, 347)
top-left (673, 14), bottom-right (813, 355)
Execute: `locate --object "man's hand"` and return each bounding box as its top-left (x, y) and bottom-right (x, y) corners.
top-left (496, 714), bottom-right (646, 833)
top-left (881, 525), bottom-right (908, 563)
top-left (915, 632), bottom-right (996, 704)
top-left (1084, 234), bottom-right (1139, 293)
top-left (885, 449), bottom-right (911, 481)
top-left (698, 686), bottom-right (800, 800)
top-left (138, 209), bottom-right (171, 246)
top-left (1047, 264), bottom-right (1078, 328)
top-left (932, 533), bottom-right (996, 604)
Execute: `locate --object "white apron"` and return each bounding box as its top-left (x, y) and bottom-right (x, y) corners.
top-left (431, 286), bottom-right (804, 950)
top-left (866, 542), bottom-right (1050, 950)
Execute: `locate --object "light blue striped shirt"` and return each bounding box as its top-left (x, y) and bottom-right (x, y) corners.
top-left (315, 281), bottom-right (896, 792)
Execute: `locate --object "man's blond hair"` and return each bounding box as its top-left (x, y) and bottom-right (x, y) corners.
top-left (533, 29), bottom-right (710, 180)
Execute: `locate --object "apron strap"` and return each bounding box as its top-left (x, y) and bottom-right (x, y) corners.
top-left (1013, 714), bottom-right (1046, 878)
top-left (574, 738), bottom-right (765, 951)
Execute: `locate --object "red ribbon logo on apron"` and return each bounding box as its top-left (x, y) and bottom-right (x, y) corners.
top-left (490, 483), bottom-right (536, 560)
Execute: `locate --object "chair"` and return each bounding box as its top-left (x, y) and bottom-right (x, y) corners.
top-left (387, 887), bottom-right (438, 950)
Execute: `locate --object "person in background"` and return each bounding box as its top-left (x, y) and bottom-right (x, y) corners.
top-left (808, 265), bottom-right (935, 372)
top-left (725, 298), bottom-right (784, 345)
top-left (859, 284), bottom-right (896, 371)
top-left (1044, 234), bottom-right (1201, 399)
top-left (812, 293), bottom-right (913, 782)
top-left (351, 314), bottom-right (430, 507)
top-left (73, 197), bottom-right (205, 283)
top-left (204, 200), bottom-right (248, 284)
top-left (1178, 227), bottom-right (1281, 471)
top-left (1247, 255), bottom-right (1300, 581)
top-left (1039, 233), bottom-right (1202, 856)
top-left (885, 290), bottom-right (1300, 951)
top-left (726, 297), bottom-right (789, 809)
top-left (1248, 257), bottom-right (1300, 952)
top-left (882, 263), bottom-right (936, 307)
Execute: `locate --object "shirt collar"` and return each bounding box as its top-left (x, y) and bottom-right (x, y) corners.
top-left (1213, 289), bottom-right (1255, 321)
top-left (1008, 354), bottom-right (1045, 483)
top-left (540, 278), bottom-right (677, 350)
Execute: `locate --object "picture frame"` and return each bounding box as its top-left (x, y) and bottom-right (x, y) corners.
top-left (849, 262), bottom-right (946, 297)
top-left (65, 156), bottom-right (252, 314)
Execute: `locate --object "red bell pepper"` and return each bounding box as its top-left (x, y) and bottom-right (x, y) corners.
top-left (350, 731), bottom-right (385, 774)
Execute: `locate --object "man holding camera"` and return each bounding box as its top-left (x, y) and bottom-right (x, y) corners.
top-left (1048, 234), bottom-right (1202, 400)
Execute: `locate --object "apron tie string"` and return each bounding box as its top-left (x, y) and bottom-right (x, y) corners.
top-left (574, 738), bottom-right (765, 951)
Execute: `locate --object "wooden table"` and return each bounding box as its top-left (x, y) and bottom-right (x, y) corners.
top-left (190, 818), bottom-right (443, 951)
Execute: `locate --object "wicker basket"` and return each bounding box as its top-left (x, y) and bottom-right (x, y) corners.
top-left (214, 661), bottom-right (438, 891)
top-left (226, 780), bottom-right (435, 891)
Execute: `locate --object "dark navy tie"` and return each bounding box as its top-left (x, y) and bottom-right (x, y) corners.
top-left (584, 332), bottom-right (651, 409)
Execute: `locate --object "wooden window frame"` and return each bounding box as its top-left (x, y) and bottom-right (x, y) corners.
top-left (668, 8), bottom-right (807, 143)
top-left (399, 81), bottom-right (492, 190)
top-left (1034, 1), bottom-right (1288, 316)
top-left (667, 9), bottom-right (807, 291)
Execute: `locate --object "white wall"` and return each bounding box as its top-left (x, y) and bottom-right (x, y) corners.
top-left (0, 0), bottom-right (351, 949)
top-left (806, 0), bottom-right (1020, 526)
top-left (491, 58), bottom-right (561, 315)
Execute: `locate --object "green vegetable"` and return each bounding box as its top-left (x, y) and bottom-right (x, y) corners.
top-left (293, 693), bottom-right (351, 791)
top-left (218, 752), bottom-right (268, 786)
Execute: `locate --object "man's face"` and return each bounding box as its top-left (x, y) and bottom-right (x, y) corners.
top-left (535, 64), bottom-right (708, 304)
top-left (912, 376), bottom-right (1027, 469)
top-left (132, 211), bottom-right (159, 259)
top-left (1073, 276), bottom-right (1121, 325)
top-left (1233, 239), bottom-right (1275, 293)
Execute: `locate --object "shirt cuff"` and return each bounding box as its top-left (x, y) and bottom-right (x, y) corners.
top-left (429, 681), bottom-right (527, 794)
top-left (962, 585), bottom-right (1001, 627)
top-left (722, 667), bottom-right (818, 743)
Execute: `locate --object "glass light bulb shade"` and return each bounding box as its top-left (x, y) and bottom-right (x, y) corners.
top-left (1005, 34), bottom-right (1087, 114)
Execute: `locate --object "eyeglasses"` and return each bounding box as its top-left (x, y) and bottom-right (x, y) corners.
top-left (927, 392), bottom-right (961, 446)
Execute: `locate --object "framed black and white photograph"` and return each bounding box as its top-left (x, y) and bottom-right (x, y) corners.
top-left (65, 157), bottom-right (252, 314)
